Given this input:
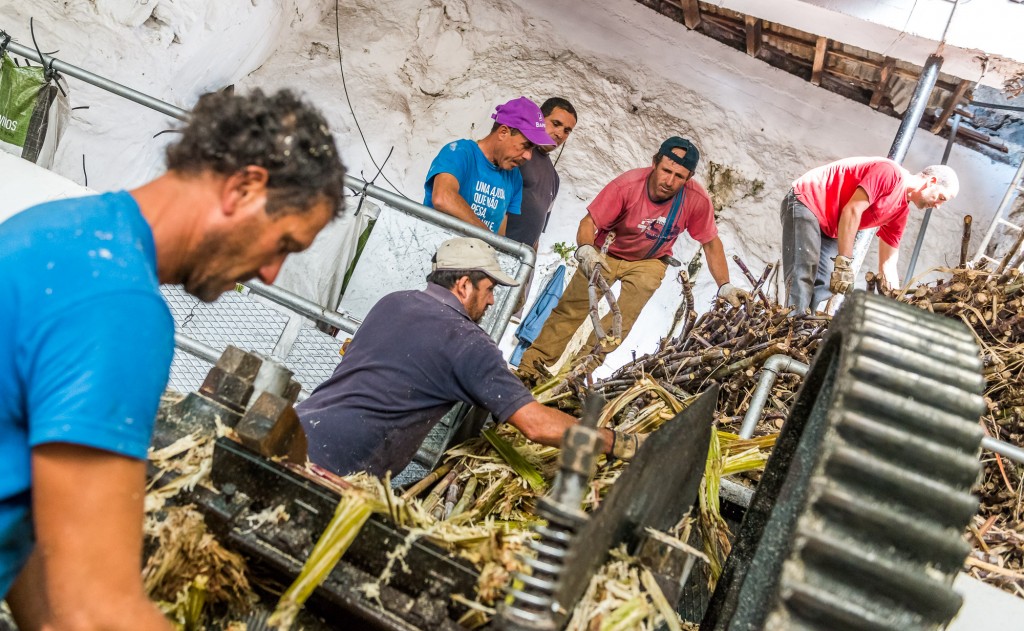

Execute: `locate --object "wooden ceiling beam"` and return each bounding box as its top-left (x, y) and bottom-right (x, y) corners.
top-left (745, 15), bottom-right (762, 57)
top-left (811, 36), bottom-right (828, 86)
top-left (681, 0), bottom-right (701, 29)
top-left (870, 57), bottom-right (896, 109)
top-left (931, 79), bottom-right (973, 134)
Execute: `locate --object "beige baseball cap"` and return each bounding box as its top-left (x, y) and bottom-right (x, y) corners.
top-left (432, 237), bottom-right (519, 286)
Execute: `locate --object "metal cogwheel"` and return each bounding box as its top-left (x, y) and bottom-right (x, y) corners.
top-left (704, 291), bottom-right (986, 631)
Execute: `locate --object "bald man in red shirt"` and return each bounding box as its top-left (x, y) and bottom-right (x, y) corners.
top-left (781, 157), bottom-right (958, 312)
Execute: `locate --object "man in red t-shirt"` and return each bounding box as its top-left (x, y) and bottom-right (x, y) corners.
top-left (781, 157), bottom-right (959, 312)
top-left (517, 137), bottom-right (747, 379)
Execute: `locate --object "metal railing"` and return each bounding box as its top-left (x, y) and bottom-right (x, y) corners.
top-left (0, 26), bottom-right (534, 354)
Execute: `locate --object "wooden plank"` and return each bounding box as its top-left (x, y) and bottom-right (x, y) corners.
top-left (681, 0), bottom-right (701, 29)
top-left (811, 36), bottom-right (828, 86)
top-left (931, 79), bottom-right (973, 133)
top-left (869, 57), bottom-right (895, 109)
top-left (744, 15), bottom-right (762, 57)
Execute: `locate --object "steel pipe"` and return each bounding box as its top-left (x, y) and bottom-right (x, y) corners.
top-left (851, 54), bottom-right (944, 285)
top-left (242, 280), bottom-right (361, 334)
top-left (739, 355), bottom-right (809, 439)
top-left (0, 30), bottom-right (189, 121)
top-left (738, 353), bottom-right (1024, 467)
top-left (982, 436), bottom-right (1024, 466)
top-left (906, 112), bottom-right (961, 279)
top-left (173, 332), bottom-right (221, 364)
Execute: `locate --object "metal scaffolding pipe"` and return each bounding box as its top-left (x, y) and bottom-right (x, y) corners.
top-left (888, 55), bottom-right (944, 165)
top-left (982, 436), bottom-right (1024, 466)
top-left (738, 353), bottom-right (1024, 467)
top-left (851, 54), bottom-right (944, 284)
top-left (243, 280), bottom-right (361, 334)
top-left (0, 30), bottom-right (189, 121)
top-left (905, 112), bottom-right (961, 279)
top-left (173, 332), bottom-right (222, 365)
top-left (738, 355), bottom-right (809, 439)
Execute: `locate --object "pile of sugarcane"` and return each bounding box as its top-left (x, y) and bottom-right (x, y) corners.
top-left (531, 261), bottom-right (826, 440)
top-left (883, 258), bottom-right (1024, 596)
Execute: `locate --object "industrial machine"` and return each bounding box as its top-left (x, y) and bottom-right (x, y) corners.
top-left (150, 292), bottom-right (986, 631)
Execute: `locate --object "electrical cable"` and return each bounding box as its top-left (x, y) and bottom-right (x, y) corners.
top-left (334, 0), bottom-right (408, 199)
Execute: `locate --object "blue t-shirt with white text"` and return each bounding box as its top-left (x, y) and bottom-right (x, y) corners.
top-left (0, 191), bottom-right (174, 597)
top-left (423, 139), bottom-right (522, 233)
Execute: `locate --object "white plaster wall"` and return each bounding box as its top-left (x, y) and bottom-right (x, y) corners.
top-left (0, 0), bottom-right (327, 190)
top-left (1, 0), bottom-right (1017, 376)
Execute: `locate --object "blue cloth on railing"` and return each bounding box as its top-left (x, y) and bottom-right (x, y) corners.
top-left (510, 264), bottom-right (566, 367)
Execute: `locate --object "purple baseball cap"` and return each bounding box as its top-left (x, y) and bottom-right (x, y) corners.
top-left (491, 97), bottom-right (556, 147)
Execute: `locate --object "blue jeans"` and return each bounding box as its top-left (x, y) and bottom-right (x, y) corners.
top-left (780, 189), bottom-right (837, 312)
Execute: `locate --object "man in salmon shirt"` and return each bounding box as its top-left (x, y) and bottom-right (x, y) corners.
top-left (781, 157), bottom-right (959, 312)
top-left (516, 137), bottom-right (747, 380)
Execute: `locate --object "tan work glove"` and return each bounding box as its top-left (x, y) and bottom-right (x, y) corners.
top-left (717, 282), bottom-right (750, 308)
top-left (830, 255), bottom-right (854, 294)
top-left (574, 244), bottom-right (610, 278)
top-left (611, 431), bottom-right (647, 461)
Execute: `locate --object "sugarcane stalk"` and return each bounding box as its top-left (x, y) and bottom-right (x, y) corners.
top-left (483, 428), bottom-right (546, 493)
top-left (269, 492), bottom-right (375, 629)
top-left (401, 461), bottom-right (454, 500)
top-left (997, 225), bottom-right (1024, 274)
top-left (423, 463), bottom-right (464, 514)
top-left (448, 475), bottom-right (478, 519)
top-left (732, 255), bottom-right (769, 307)
top-left (960, 214), bottom-right (973, 268)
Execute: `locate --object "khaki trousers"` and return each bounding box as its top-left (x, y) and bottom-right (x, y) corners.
top-left (518, 256), bottom-right (667, 377)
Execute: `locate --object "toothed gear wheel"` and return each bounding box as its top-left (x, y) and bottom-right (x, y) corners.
top-left (704, 292), bottom-right (985, 631)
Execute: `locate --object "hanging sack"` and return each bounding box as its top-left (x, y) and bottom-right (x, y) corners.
top-left (0, 36), bottom-right (70, 168)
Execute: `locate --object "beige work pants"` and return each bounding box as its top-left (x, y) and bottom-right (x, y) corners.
top-left (518, 256), bottom-right (667, 377)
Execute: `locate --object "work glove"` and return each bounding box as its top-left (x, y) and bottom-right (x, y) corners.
top-left (830, 255), bottom-right (855, 294)
top-left (574, 244), bottom-right (610, 278)
top-left (611, 431), bottom-right (647, 461)
top-left (877, 274), bottom-right (895, 294)
top-left (717, 282), bottom-right (750, 308)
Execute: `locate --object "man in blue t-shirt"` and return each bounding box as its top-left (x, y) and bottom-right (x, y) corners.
top-left (424, 97), bottom-right (556, 235)
top-left (0, 89), bottom-right (346, 629)
top-left (297, 237), bottom-right (643, 478)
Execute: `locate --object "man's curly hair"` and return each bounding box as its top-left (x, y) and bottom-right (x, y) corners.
top-left (166, 89), bottom-right (347, 217)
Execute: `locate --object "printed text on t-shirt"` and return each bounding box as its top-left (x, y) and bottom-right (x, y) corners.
top-left (473, 181), bottom-right (507, 229)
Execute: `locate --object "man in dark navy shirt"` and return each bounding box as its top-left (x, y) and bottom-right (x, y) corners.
top-left (297, 237), bottom-right (641, 477)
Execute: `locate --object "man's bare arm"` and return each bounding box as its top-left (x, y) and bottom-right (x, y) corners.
top-left (576, 213), bottom-right (598, 247)
top-left (507, 401), bottom-right (615, 454)
top-left (837, 187), bottom-right (872, 257)
top-left (877, 241), bottom-right (901, 289)
top-left (7, 444), bottom-right (173, 631)
top-left (430, 173), bottom-right (490, 231)
top-left (701, 236), bottom-right (732, 287)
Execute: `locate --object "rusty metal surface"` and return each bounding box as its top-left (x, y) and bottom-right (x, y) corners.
top-left (553, 386), bottom-right (719, 625)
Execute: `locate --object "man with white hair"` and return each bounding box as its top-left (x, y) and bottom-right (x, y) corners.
top-left (780, 157), bottom-right (959, 312)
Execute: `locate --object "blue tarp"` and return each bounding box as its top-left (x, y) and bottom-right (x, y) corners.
top-left (509, 264), bottom-right (566, 367)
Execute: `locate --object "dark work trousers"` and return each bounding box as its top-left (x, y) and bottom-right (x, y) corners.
top-left (780, 189), bottom-right (838, 313)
